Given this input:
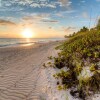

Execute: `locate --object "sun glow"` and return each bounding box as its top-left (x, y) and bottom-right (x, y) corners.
top-left (22, 28), bottom-right (34, 38)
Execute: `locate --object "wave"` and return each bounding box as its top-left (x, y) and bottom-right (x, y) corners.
top-left (0, 38), bottom-right (64, 48)
top-left (0, 42), bottom-right (35, 47)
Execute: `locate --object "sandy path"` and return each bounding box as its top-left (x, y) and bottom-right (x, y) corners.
top-left (0, 42), bottom-right (58, 100)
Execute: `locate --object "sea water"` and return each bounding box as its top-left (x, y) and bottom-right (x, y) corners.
top-left (0, 38), bottom-right (64, 47)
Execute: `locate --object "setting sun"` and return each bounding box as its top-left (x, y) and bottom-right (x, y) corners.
top-left (22, 28), bottom-right (33, 38)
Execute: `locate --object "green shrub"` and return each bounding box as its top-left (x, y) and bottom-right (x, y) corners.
top-left (47, 25), bottom-right (100, 100)
top-left (57, 85), bottom-right (63, 90)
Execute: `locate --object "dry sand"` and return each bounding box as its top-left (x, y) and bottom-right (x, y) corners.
top-left (0, 42), bottom-right (60, 100)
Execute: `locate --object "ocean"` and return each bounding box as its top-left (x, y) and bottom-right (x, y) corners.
top-left (0, 38), bottom-right (64, 47)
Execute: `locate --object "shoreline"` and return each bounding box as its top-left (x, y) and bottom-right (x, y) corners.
top-left (0, 41), bottom-right (60, 49)
top-left (0, 38), bottom-right (64, 48)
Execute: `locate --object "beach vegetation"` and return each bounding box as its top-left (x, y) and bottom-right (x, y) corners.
top-left (43, 63), bottom-right (47, 68)
top-left (45, 19), bottom-right (100, 100)
top-left (48, 56), bottom-right (53, 60)
top-left (57, 85), bottom-right (63, 90)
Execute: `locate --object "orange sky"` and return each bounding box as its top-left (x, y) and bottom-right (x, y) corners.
top-left (0, 20), bottom-right (75, 38)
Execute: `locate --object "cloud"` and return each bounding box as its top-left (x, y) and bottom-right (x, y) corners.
top-left (63, 27), bottom-right (76, 31)
top-left (22, 15), bottom-right (58, 25)
top-left (1, 0), bottom-right (72, 10)
top-left (22, 13), bottom-right (59, 24)
top-left (82, 12), bottom-right (89, 19)
top-left (80, 0), bottom-right (86, 3)
top-left (51, 26), bottom-right (77, 36)
top-left (0, 7), bottom-right (23, 12)
top-left (1, 0), bottom-right (56, 8)
top-left (23, 13), bottom-right (50, 20)
top-left (61, 26), bottom-right (77, 34)
top-left (30, 2), bottom-right (56, 8)
top-left (54, 10), bottom-right (77, 18)
top-left (42, 19), bottom-right (59, 23)
top-left (0, 19), bottom-right (16, 26)
top-left (22, 13), bottom-right (51, 24)
top-left (58, 0), bottom-right (72, 6)
top-left (49, 26), bottom-right (52, 29)
top-left (0, 16), bottom-right (17, 22)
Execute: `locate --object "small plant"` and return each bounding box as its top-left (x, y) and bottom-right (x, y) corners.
top-left (88, 71), bottom-right (100, 92)
top-left (43, 63), bottom-right (46, 68)
top-left (57, 85), bottom-right (63, 90)
top-left (54, 57), bottom-right (66, 69)
top-left (90, 64), bottom-right (98, 72)
top-left (94, 52), bottom-right (99, 58)
top-left (63, 84), bottom-right (67, 90)
top-left (47, 62), bottom-right (52, 65)
top-left (48, 56), bottom-right (53, 60)
top-left (74, 63), bottom-right (83, 75)
top-left (57, 81), bottom-right (60, 85)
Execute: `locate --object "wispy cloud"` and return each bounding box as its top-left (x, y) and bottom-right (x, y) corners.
top-left (62, 26), bottom-right (76, 32)
top-left (42, 19), bottom-right (59, 23)
top-left (80, 0), bottom-right (86, 3)
top-left (22, 13), bottom-right (58, 25)
top-left (54, 10), bottom-right (77, 18)
top-left (22, 12), bottom-right (57, 21)
top-left (0, 19), bottom-right (16, 26)
top-left (58, 0), bottom-right (72, 6)
top-left (30, 2), bottom-right (56, 8)
top-left (1, 0), bottom-right (72, 10)
top-left (0, 7), bottom-right (23, 12)
top-left (82, 12), bottom-right (89, 19)
top-left (60, 26), bottom-right (77, 35)
top-left (22, 13), bottom-right (50, 20)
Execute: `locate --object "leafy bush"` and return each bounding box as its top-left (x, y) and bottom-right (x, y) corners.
top-left (48, 26), bottom-right (100, 100)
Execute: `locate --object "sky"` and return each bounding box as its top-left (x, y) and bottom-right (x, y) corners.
top-left (0, 0), bottom-right (100, 38)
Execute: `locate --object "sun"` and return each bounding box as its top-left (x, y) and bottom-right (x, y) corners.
top-left (22, 28), bottom-right (33, 38)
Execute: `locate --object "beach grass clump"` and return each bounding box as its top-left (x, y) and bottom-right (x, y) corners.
top-left (53, 57), bottom-right (66, 69)
top-left (48, 56), bottom-right (53, 60)
top-left (43, 63), bottom-right (47, 68)
top-left (47, 25), bottom-right (100, 99)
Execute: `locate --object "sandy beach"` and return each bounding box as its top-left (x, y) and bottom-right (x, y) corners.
top-left (0, 42), bottom-right (61, 100)
top-left (0, 41), bottom-right (99, 100)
